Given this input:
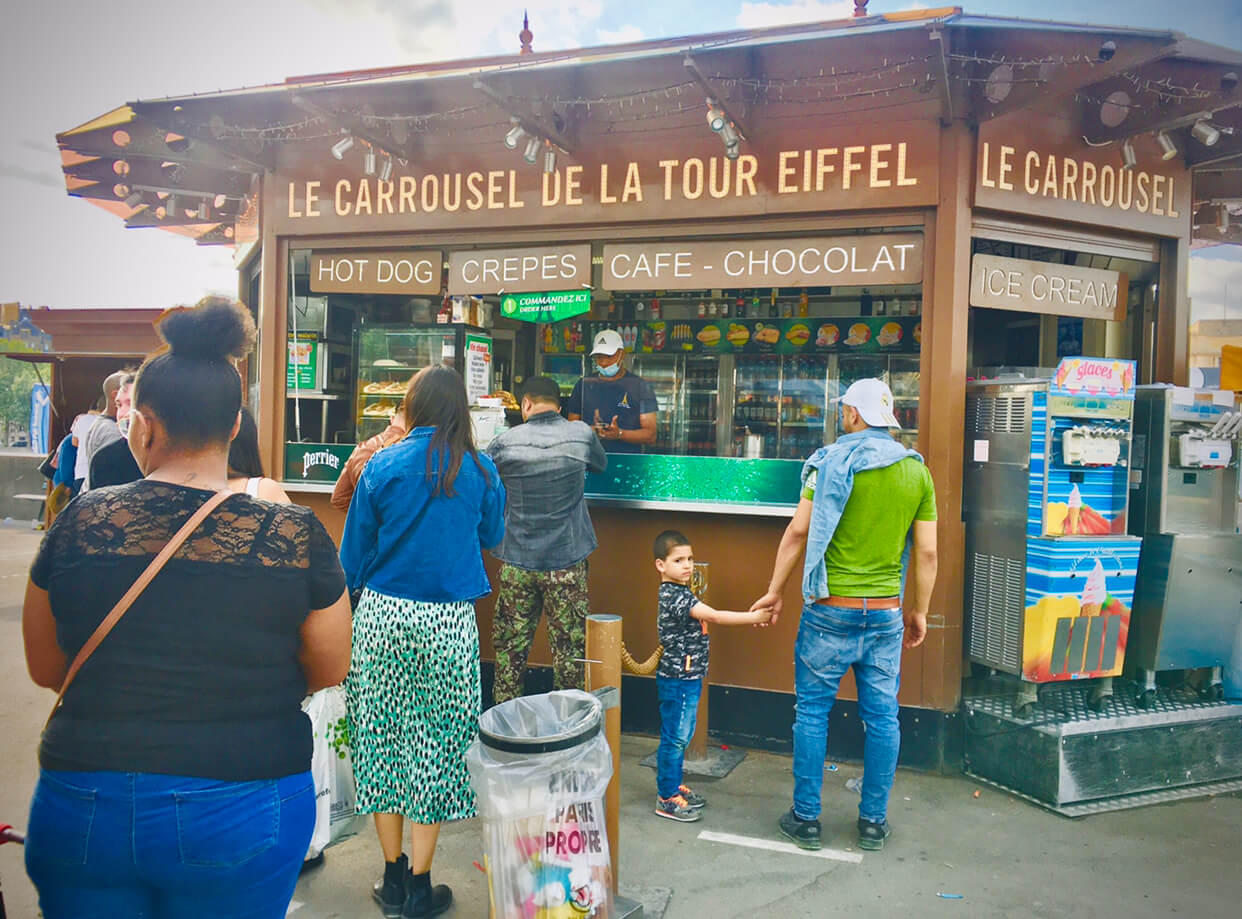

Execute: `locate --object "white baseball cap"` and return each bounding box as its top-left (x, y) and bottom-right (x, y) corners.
top-left (590, 329), bottom-right (625, 356)
top-left (832, 378), bottom-right (900, 428)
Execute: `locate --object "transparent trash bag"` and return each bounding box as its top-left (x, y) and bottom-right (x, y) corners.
top-left (466, 690), bottom-right (614, 919)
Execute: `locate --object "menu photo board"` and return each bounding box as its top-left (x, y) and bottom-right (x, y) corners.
top-left (287, 333), bottom-right (319, 389)
top-left (542, 316), bottom-right (921, 356)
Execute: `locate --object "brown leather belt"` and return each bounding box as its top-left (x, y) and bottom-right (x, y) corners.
top-left (817, 596), bottom-right (901, 610)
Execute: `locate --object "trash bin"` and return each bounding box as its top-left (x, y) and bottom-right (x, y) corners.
top-left (466, 690), bottom-right (614, 919)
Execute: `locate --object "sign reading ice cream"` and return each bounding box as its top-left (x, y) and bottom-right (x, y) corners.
top-left (970, 255), bottom-right (1128, 322)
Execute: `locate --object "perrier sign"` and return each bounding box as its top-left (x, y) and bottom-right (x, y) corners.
top-left (500, 290), bottom-right (592, 323)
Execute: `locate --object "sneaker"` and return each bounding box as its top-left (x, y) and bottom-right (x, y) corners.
top-left (778, 808), bottom-right (821, 850)
top-left (373, 853), bottom-right (410, 919)
top-left (678, 784), bottom-right (707, 809)
top-left (402, 882), bottom-right (452, 919)
top-left (654, 794), bottom-right (702, 822)
top-left (857, 817), bottom-right (892, 851)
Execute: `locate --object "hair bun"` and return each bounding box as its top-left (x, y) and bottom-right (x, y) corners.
top-left (158, 297), bottom-right (257, 362)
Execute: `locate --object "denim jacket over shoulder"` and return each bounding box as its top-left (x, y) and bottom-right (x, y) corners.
top-left (486, 412), bottom-right (607, 570)
top-left (800, 428), bottom-right (922, 602)
top-left (340, 427), bottom-right (506, 603)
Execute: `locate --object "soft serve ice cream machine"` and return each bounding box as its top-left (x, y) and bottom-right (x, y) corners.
top-left (1126, 386), bottom-right (1242, 704)
top-left (963, 359), bottom-right (1143, 713)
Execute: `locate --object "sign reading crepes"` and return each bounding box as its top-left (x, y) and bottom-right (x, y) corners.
top-left (603, 234), bottom-right (923, 291)
top-left (970, 254), bottom-right (1128, 322)
top-left (449, 245), bottom-right (591, 295)
top-left (310, 250), bottom-right (442, 295)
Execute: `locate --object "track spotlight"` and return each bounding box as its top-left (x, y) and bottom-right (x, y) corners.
top-left (1120, 139), bottom-right (1137, 170)
top-left (1219, 205), bottom-right (1230, 234)
top-left (124, 190), bottom-right (143, 208)
top-left (504, 120), bottom-right (526, 150)
top-left (543, 144), bottom-right (557, 174)
top-left (725, 140), bottom-right (740, 161)
top-left (1191, 119), bottom-right (1221, 147)
top-left (166, 195), bottom-right (179, 216)
top-left (720, 121), bottom-right (739, 148)
top-left (363, 147), bottom-right (377, 176)
top-left (706, 101), bottom-right (726, 133)
top-left (378, 155), bottom-right (394, 182)
top-left (197, 199), bottom-right (208, 220)
top-left (331, 134), bottom-right (355, 159)
top-left (1156, 131), bottom-right (1178, 161)
top-left (1098, 40), bottom-right (1116, 62)
top-left (523, 137), bottom-right (541, 164)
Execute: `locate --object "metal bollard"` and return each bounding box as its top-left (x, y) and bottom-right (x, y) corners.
top-left (585, 614), bottom-right (622, 888)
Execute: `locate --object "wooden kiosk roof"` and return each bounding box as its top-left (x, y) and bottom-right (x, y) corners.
top-left (56, 8), bottom-right (1242, 246)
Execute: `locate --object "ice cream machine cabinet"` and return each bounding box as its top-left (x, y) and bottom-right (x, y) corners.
top-left (1126, 386), bottom-right (1242, 698)
top-left (963, 359), bottom-right (1143, 688)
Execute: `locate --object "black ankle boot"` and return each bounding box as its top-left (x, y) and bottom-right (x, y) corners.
top-left (402, 870), bottom-right (453, 919)
top-left (372, 853), bottom-right (410, 919)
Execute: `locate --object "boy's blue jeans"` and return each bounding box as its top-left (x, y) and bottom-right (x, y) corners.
top-left (656, 675), bottom-right (702, 799)
top-left (792, 601), bottom-right (904, 825)
top-left (24, 769), bottom-right (314, 919)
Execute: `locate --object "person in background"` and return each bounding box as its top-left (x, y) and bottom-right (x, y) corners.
top-left (66, 411), bottom-right (98, 495)
top-left (79, 370), bottom-right (129, 491)
top-left (330, 406), bottom-right (407, 512)
top-left (486, 375), bottom-right (607, 704)
top-left (87, 375), bottom-right (141, 490)
top-left (227, 407), bottom-right (291, 502)
top-left (340, 365), bottom-right (505, 919)
top-left (749, 378), bottom-right (938, 854)
top-left (22, 297), bottom-right (351, 918)
top-left (567, 329), bottom-right (658, 453)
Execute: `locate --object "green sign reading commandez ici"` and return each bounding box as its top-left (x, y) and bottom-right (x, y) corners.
top-left (501, 290), bottom-right (592, 323)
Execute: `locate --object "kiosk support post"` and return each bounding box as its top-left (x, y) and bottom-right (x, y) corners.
top-left (585, 614), bottom-right (622, 887)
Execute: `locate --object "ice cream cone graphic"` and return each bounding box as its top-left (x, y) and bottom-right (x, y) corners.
top-left (1067, 484), bottom-right (1082, 535)
top-left (1081, 558), bottom-right (1107, 616)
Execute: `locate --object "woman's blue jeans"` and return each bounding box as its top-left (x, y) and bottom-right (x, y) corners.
top-left (656, 676), bottom-right (702, 799)
top-left (24, 769), bottom-right (314, 919)
top-left (792, 601), bottom-right (904, 825)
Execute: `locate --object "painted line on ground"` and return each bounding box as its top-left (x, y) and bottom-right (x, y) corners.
top-left (697, 830), bottom-right (864, 864)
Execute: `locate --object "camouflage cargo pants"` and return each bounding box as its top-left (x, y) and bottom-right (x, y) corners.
top-left (492, 560), bottom-right (588, 705)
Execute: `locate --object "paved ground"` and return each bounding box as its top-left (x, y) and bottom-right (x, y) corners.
top-left (2, 524), bottom-right (1240, 918)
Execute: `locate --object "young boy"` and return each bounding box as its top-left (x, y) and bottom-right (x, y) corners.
top-left (653, 530), bottom-right (773, 822)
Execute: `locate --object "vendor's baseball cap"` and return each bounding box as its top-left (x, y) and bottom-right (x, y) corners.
top-left (831, 378), bottom-right (900, 428)
top-left (590, 329), bottom-right (625, 356)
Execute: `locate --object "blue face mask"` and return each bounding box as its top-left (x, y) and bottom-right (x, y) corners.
top-left (598, 362), bottom-right (621, 378)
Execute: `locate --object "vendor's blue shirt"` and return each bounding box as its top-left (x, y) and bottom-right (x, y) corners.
top-left (340, 426), bottom-right (506, 602)
top-left (567, 372), bottom-right (658, 454)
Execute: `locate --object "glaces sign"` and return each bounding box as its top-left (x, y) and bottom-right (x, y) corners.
top-left (1052, 358), bottom-right (1137, 398)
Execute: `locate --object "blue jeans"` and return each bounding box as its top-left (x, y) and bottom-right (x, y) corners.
top-left (656, 676), bottom-right (702, 799)
top-left (792, 601), bottom-right (903, 824)
top-left (25, 769), bottom-right (314, 919)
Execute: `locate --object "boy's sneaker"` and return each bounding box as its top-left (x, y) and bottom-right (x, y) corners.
top-left (654, 794), bottom-right (702, 822)
top-left (857, 817), bottom-right (892, 851)
top-left (678, 784), bottom-right (707, 809)
top-left (778, 809), bottom-right (821, 850)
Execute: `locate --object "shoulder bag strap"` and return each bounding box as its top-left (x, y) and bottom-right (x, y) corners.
top-left (45, 489), bottom-right (234, 728)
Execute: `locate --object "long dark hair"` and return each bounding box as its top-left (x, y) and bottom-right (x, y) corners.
top-left (228, 407), bottom-right (265, 478)
top-left (135, 297), bottom-right (255, 448)
top-left (403, 365), bottom-right (487, 497)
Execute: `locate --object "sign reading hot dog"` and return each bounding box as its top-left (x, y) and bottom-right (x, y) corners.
top-left (602, 234), bottom-right (922, 291)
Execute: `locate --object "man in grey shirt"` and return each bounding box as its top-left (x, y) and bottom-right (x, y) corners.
top-left (486, 375), bottom-right (607, 703)
top-left (80, 370), bottom-right (131, 491)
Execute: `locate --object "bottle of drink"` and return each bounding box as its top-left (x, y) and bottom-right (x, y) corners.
top-left (799, 291), bottom-right (809, 316)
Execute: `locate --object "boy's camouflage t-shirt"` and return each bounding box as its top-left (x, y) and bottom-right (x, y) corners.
top-left (657, 582), bottom-right (709, 680)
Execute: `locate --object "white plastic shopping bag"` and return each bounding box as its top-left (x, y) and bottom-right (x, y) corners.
top-left (303, 687), bottom-right (367, 858)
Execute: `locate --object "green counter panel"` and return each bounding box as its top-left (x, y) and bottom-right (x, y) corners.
top-left (586, 453), bottom-right (803, 508)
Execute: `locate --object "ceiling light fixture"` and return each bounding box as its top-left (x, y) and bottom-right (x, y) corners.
top-left (1190, 119), bottom-right (1221, 147)
top-left (331, 134), bottom-right (355, 159)
top-left (1120, 139), bottom-right (1137, 170)
top-left (378, 155), bottom-right (394, 182)
top-left (543, 143), bottom-right (557, 175)
top-left (197, 199), bottom-right (209, 220)
top-left (523, 137), bottom-right (541, 164)
top-left (124, 190), bottom-right (144, 208)
top-left (725, 140), bottom-right (740, 161)
top-left (1156, 131), bottom-right (1179, 161)
top-left (363, 147), bottom-right (377, 176)
top-left (1219, 205), bottom-right (1230, 234)
top-left (720, 121), bottom-right (740, 148)
top-left (504, 120), bottom-right (526, 150)
top-left (706, 100), bottom-right (726, 133)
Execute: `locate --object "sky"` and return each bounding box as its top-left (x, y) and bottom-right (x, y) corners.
top-left (2, 0), bottom-right (1241, 318)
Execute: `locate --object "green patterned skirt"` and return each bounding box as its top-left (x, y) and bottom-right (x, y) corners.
top-left (344, 589), bottom-right (480, 823)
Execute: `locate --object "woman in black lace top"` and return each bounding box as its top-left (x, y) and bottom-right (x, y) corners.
top-left (22, 298), bottom-right (352, 919)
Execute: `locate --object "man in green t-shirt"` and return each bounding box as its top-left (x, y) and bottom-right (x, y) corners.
top-left (751, 378), bottom-right (938, 855)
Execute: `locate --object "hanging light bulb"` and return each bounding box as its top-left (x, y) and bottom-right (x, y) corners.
top-left (1120, 139), bottom-right (1137, 170)
top-left (1156, 131), bottom-right (1179, 160)
top-left (1191, 119), bottom-right (1221, 147)
top-left (504, 120), bottom-right (526, 150)
top-left (523, 137), bottom-right (541, 164)
top-left (331, 134), bottom-right (355, 159)
top-left (363, 147), bottom-right (377, 176)
top-left (705, 100), bottom-right (726, 133)
top-left (543, 143), bottom-right (557, 175)
top-left (378, 155), bottom-right (394, 182)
